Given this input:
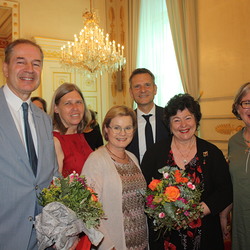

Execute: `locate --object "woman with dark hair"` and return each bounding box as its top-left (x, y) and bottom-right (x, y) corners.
top-left (83, 109), bottom-right (104, 150)
top-left (50, 82), bottom-right (92, 177)
top-left (225, 82), bottom-right (250, 249)
top-left (81, 105), bottom-right (148, 250)
top-left (31, 96), bottom-right (47, 112)
top-left (141, 93), bottom-right (233, 250)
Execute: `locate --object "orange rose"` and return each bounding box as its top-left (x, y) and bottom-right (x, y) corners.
top-left (148, 179), bottom-right (162, 191)
top-left (91, 194), bottom-right (98, 202)
top-left (87, 187), bottom-right (98, 202)
top-left (174, 170), bottom-right (188, 183)
top-left (164, 186), bottom-right (180, 201)
top-left (87, 187), bottom-right (94, 193)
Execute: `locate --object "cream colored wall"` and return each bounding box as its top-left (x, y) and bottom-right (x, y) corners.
top-left (0, 0), bottom-right (129, 126)
top-left (18, 0), bottom-right (106, 41)
top-left (197, 0), bottom-right (249, 154)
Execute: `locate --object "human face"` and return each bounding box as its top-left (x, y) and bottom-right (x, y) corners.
top-left (32, 100), bottom-right (44, 111)
top-left (105, 115), bottom-right (134, 151)
top-left (3, 43), bottom-right (43, 101)
top-left (237, 91), bottom-right (250, 127)
top-left (129, 73), bottom-right (157, 109)
top-left (54, 90), bottom-right (85, 133)
top-left (170, 108), bottom-right (197, 142)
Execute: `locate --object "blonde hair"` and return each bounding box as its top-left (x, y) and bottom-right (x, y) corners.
top-left (232, 82), bottom-right (250, 120)
top-left (102, 105), bottom-right (137, 141)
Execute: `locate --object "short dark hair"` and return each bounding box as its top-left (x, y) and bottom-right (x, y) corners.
top-left (232, 82), bottom-right (250, 120)
top-left (129, 68), bottom-right (155, 87)
top-left (4, 39), bottom-right (44, 64)
top-left (164, 93), bottom-right (202, 132)
top-left (31, 96), bottom-right (47, 113)
top-left (88, 109), bottom-right (98, 129)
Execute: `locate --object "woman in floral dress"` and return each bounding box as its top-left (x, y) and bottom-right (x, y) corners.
top-left (141, 94), bottom-right (233, 250)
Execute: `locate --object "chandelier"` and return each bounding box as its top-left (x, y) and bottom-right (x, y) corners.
top-left (60, 2), bottom-right (126, 77)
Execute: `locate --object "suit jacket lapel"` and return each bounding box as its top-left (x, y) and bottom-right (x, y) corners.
top-left (30, 103), bottom-right (45, 177)
top-left (133, 108), bottom-right (140, 160)
top-left (0, 88), bottom-right (32, 171)
top-left (155, 105), bottom-right (162, 141)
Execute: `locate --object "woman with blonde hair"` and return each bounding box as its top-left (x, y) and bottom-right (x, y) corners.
top-left (82, 105), bottom-right (148, 250)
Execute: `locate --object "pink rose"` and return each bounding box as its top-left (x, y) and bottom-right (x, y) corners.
top-left (187, 182), bottom-right (195, 190)
top-left (146, 195), bottom-right (156, 209)
top-left (163, 172), bottom-right (169, 179)
top-left (159, 212), bottom-right (165, 218)
top-left (178, 197), bottom-right (188, 204)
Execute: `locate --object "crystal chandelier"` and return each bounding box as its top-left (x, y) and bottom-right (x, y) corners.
top-left (60, 1), bottom-right (126, 77)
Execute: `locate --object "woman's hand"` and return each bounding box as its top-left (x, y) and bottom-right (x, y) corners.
top-left (220, 204), bottom-right (232, 240)
top-left (69, 238), bottom-right (80, 250)
top-left (220, 216), bottom-right (230, 240)
top-left (200, 201), bottom-right (211, 216)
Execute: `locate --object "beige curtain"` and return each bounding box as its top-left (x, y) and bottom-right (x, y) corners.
top-left (127, 0), bottom-right (141, 74)
top-left (166, 0), bottom-right (199, 98)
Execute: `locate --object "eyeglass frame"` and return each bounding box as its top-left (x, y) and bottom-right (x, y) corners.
top-left (240, 100), bottom-right (250, 109)
top-left (108, 125), bottom-right (134, 135)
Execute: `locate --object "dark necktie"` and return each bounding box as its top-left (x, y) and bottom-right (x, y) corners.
top-left (142, 114), bottom-right (154, 150)
top-left (22, 103), bottom-right (37, 176)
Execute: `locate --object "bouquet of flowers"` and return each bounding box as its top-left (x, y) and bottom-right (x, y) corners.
top-left (145, 166), bottom-right (203, 232)
top-left (35, 171), bottom-right (105, 250)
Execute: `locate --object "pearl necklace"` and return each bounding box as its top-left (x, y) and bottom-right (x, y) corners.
top-left (174, 137), bottom-right (195, 165)
top-left (105, 145), bottom-right (127, 160)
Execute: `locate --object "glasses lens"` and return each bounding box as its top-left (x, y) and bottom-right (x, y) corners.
top-left (125, 127), bottom-right (133, 134)
top-left (109, 126), bottom-right (133, 134)
top-left (112, 126), bottom-right (121, 134)
top-left (241, 101), bottom-right (250, 109)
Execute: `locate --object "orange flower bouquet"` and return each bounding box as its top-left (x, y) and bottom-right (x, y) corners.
top-left (145, 166), bottom-right (203, 232)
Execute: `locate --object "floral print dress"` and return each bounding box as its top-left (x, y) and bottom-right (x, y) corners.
top-left (164, 150), bottom-right (204, 250)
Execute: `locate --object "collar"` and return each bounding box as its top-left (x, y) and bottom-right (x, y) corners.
top-left (137, 104), bottom-right (156, 117)
top-left (3, 84), bottom-right (31, 111)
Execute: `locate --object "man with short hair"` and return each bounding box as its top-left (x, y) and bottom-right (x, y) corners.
top-left (0, 39), bottom-right (58, 249)
top-left (126, 68), bottom-right (169, 163)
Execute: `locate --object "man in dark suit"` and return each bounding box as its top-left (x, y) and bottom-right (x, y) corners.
top-left (0, 39), bottom-right (58, 249)
top-left (126, 68), bottom-right (169, 163)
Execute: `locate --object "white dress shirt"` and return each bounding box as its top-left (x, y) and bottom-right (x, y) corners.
top-left (137, 105), bottom-right (156, 162)
top-left (3, 84), bottom-right (38, 155)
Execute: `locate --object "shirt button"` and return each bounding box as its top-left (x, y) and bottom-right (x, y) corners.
top-left (28, 216), bottom-right (33, 221)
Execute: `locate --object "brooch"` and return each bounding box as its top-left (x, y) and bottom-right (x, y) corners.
top-left (203, 151), bottom-right (208, 164)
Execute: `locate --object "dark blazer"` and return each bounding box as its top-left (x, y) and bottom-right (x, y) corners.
top-left (141, 136), bottom-right (233, 250)
top-left (126, 105), bottom-right (169, 162)
top-left (0, 87), bottom-right (58, 249)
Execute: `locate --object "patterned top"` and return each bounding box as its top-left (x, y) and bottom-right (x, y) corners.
top-left (114, 157), bottom-right (148, 250)
top-left (164, 150), bottom-right (204, 250)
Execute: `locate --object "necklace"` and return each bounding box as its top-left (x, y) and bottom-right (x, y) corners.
top-left (174, 137), bottom-right (195, 164)
top-left (105, 145), bottom-right (127, 160)
top-left (243, 127), bottom-right (250, 143)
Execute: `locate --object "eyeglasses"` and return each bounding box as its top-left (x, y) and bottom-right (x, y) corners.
top-left (240, 101), bottom-right (250, 109)
top-left (108, 125), bottom-right (134, 135)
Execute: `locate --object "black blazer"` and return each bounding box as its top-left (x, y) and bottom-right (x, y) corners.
top-left (126, 105), bottom-right (169, 162)
top-left (141, 136), bottom-right (233, 250)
